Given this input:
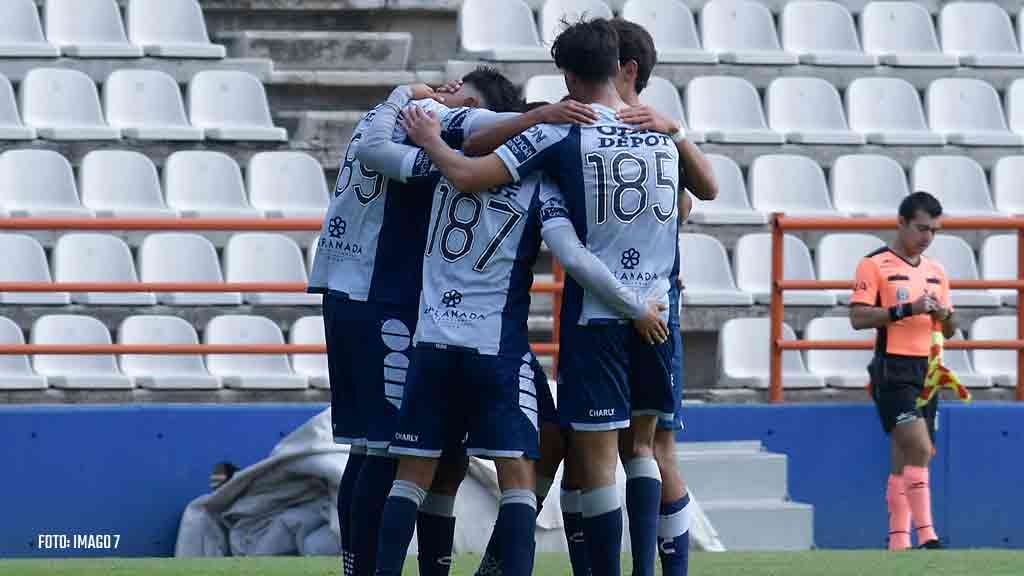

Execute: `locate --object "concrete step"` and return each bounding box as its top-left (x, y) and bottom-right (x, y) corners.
top-left (679, 451), bottom-right (789, 501)
top-left (0, 57), bottom-right (272, 84)
top-left (267, 70), bottom-right (445, 111)
top-left (701, 499), bottom-right (815, 551)
top-left (219, 31), bottom-right (412, 71)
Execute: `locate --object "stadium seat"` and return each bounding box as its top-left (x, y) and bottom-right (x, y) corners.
top-left (780, 1), bottom-right (876, 66)
top-left (137, 233), bottom-right (242, 306)
top-left (125, 0), bottom-right (226, 59)
top-left (911, 156), bottom-right (1000, 217)
top-left (290, 315), bottom-right (329, 389)
top-left (0, 316), bottom-right (46, 390)
top-left (118, 315), bottom-right (221, 390)
top-left (734, 233), bottom-right (837, 306)
top-left (943, 330), bottom-right (993, 389)
top-left (860, 2), bottom-right (957, 67)
top-left (0, 0), bottom-right (60, 57)
top-left (540, 0), bottom-right (613, 45)
top-left (685, 76), bottom-right (784, 144)
top-left (31, 314), bottom-right (133, 389)
top-left (992, 155), bottom-right (1024, 215)
top-left (939, 2), bottom-right (1024, 67)
top-left (923, 235), bottom-right (1002, 307)
top-left (926, 78), bottom-right (1022, 146)
top-left (637, 77), bottom-right (704, 142)
top-left (830, 154), bottom-right (909, 216)
top-left (18, 68), bottom-right (121, 140)
top-left (523, 75), bottom-right (568, 104)
top-left (44, 0), bottom-right (143, 58)
top-left (979, 234), bottom-right (1017, 307)
top-left (678, 234), bottom-right (754, 306)
top-left (765, 77), bottom-right (864, 144)
top-left (620, 0), bottom-right (717, 64)
top-left (187, 71), bottom-right (287, 141)
top-left (1004, 79), bottom-right (1024, 143)
top-left (749, 154), bottom-right (836, 215)
top-left (53, 233), bottom-right (156, 306)
top-left (845, 77), bottom-right (945, 145)
top-left (804, 316), bottom-right (874, 388)
top-left (78, 150), bottom-right (176, 218)
top-left (687, 154), bottom-right (768, 224)
top-left (0, 75), bottom-right (36, 140)
top-left (0, 234), bottom-right (69, 305)
top-left (815, 232), bottom-right (886, 303)
top-left (700, 0), bottom-right (798, 65)
top-left (223, 233), bottom-right (320, 306)
top-left (970, 315), bottom-right (1016, 388)
top-left (247, 152), bottom-right (329, 219)
top-left (102, 69), bottom-right (204, 141)
top-left (0, 150), bottom-right (92, 217)
top-left (458, 0), bottom-right (550, 61)
top-left (718, 318), bottom-right (825, 389)
top-left (163, 151), bottom-right (261, 218)
top-left (204, 315), bottom-right (308, 389)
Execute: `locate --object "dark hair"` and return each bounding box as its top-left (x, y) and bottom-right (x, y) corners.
top-left (899, 191), bottom-right (943, 221)
top-left (610, 18), bottom-right (656, 94)
top-left (550, 18), bottom-right (620, 84)
top-left (461, 66), bottom-right (524, 113)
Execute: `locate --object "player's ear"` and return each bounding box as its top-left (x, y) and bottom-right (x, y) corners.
top-left (465, 95), bottom-right (480, 108)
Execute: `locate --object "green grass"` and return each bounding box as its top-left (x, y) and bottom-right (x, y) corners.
top-left (1, 552), bottom-right (1022, 576)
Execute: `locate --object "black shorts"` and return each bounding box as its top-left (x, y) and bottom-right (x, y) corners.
top-left (869, 354), bottom-right (938, 442)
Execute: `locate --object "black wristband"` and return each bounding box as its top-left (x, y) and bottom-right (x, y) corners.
top-left (889, 305), bottom-right (902, 322)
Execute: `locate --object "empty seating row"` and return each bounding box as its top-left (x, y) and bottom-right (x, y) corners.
top-left (0, 314), bottom-right (324, 390)
top-left (0, 68), bottom-right (285, 141)
top-left (718, 315), bottom-right (1019, 389)
top-left (1, 0), bottom-right (223, 59)
top-left (0, 149), bottom-right (326, 218)
top-left (463, 0), bottom-right (1024, 68)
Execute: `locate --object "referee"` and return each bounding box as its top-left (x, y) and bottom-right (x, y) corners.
top-left (849, 191), bottom-right (957, 551)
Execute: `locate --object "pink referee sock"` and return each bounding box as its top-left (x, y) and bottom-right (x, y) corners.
top-left (886, 474), bottom-right (911, 550)
top-left (903, 466), bottom-right (938, 544)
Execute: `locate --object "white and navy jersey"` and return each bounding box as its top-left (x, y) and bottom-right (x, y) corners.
top-left (495, 104), bottom-right (681, 325)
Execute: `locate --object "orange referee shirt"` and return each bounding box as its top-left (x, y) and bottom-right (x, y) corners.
top-left (850, 247), bottom-right (952, 358)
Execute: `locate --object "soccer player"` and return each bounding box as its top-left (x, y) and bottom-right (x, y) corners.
top-left (849, 191), bottom-right (957, 551)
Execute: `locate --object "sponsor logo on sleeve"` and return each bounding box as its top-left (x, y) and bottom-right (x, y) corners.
top-left (411, 149), bottom-right (434, 178)
top-left (505, 134), bottom-right (539, 164)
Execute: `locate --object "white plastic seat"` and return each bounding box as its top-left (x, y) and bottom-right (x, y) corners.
top-left (621, 0), bottom-right (717, 64)
top-left (830, 154), bottom-right (909, 217)
top-left (749, 154), bottom-right (836, 215)
top-left (734, 233), bottom-right (837, 306)
top-left (766, 77), bottom-right (864, 144)
top-left (44, 0), bottom-right (143, 58)
top-left (459, 0), bottom-right (550, 61)
top-left (637, 77), bottom-right (703, 143)
top-left (103, 70), bottom-right (203, 141)
top-left (860, 2), bottom-right (957, 67)
top-left (0, 0), bottom-right (60, 57)
top-left (943, 330), bottom-right (993, 388)
top-left (118, 316), bottom-right (221, 389)
top-left (79, 151), bottom-right (175, 218)
top-left (685, 76), bottom-right (784, 144)
top-left (18, 68), bottom-right (121, 140)
top-left (970, 316), bottom-right (1016, 388)
top-left (815, 232), bottom-right (886, 303)
top-left (718, 318), bottom-right (825, 389)
top-left (247, 152), bottom-right (328, 219)
top-left (204, 315), bottom-right (308, 389)
top-left (540, 0), bottom-right (613, 45)
top-left (524, 76), bottom-right (568, 107)
top-left (992, 155), bottom-right (1024, 216)
top-left (845, 77), bottom-right (945, 145)
top-left (126, 0), bottom-right (226, 59)
top-left (53, 233), bottom-right (155, 305)
top-left (163, 151), bottom-right (261, 218)
top-left (688, 154), bottom-right (767, 224)
top-left (678, 234), bottom-right (753, 306)
top-left (924, 235), bottom-right (1002, 307)
top-left (0, 75), bottom-right (35, 140)
top-left (290, 316), bottom-right (328, 389)
top-left (0, 234), bottom-right (69, 305)
top-left (32, 314), bottom-right (133, 389)
top-left (911, 156), bottom-right (1000, 217)
top-left (701, 0), bottom-right (798, 65)
top-left (224, 233), bottom-right (320, 306)
top-left (939, 3), bottom-right (1024, 68)
top-left (980, 234), bottom-right (1017, 307)
top-left (1004, 79), bottom-right (1024, 142)
top-left (0, 150), bottom-right (92, 217)
top-left (804, 316), bottom-right (874, 388)
top-left (188, 71), bottom-right (287, 141)
top-left (138, 233), bottom-right (242, 306)
top-left (927, 78), bottom-right (1022, 147)
top-left (0, 316), bottom-right (46, 390)
top-left (781, 1), bottom-right (876, 66)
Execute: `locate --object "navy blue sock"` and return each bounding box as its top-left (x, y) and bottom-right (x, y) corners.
top-left (560, 488), bottom-right (590, 576)
top-left (494, 489), bottom-right (537, 576)
top-left (657, 493), bottom-right (692, 576)
top-left (417, 493), bottom-right (457, 576)
top-left (339, 448), bottom-right (366, 576)
top-left (374, 480), bottom-right (425, 576)
top-left (475, 523), bottom-right (502, 576)
top-left (582, 486), bottom-right (623, 576)
top-left (625, 458), bottom-right (662, 576)
top-left (350, 454), bottom-right (397, 576)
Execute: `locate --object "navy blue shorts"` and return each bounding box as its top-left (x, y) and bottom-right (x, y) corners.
top-left (657, 320), bottom-right (684, 431)
top-left (323, 293), bottom-right (417, 449)
top-left (389, 346), bottom-right (547, 460)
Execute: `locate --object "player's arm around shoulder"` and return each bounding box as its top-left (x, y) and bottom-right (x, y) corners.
top-left (462, 100), bottom-right (598, 157)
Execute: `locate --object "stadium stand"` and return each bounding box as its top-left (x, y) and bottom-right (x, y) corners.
top-left (971, 315), bottom-right (1018, 387)
top-left (1005, 79), bottom-right (1024, 140)
top-left (0, 149), bottom-right (92, 217)
top-left (53, 233), bottom-right (156, 306)
top-left (829, 154), bottom-right (909, 216)
top-left (203, 314), bottom-right (308, 390)
top-left (803, 316), bottom-right (874, 388)
top-left (620, 0), bottom-right (716, 64)
top-left (688, 154), bottom-right (767, 224)
top-left (289, 315), bottom-right (329, 389)
top-left (31, 314), bottom-right (133, 389)
top-left (926, 77), bottom-right (1022, 146)
top-left (992, 155), bottom-right (1024, 214)
top-left (0, 0), bottom-right (60, 58)
top-left (163, 151), bottom-right (262, 218)
top-left (246, 152), bottom-right (328, 219)
top-left (685, 76), bottom-right (783, 143)
top-left (79, 150), bottom-right (178, 218)
top-left (944, 330), bottom-right (994, 389)
top-left (137, 233), bottom-right (243, 306)
top-left (922, 235), bottom-right (1003, 307)
top-left (733, 233), bottom-right (837, 306)
top-left (0, 75), bottom-right (35, 140)
top-left (859, 1), bottom-right (958, 67)
top-left (540, 0), bottom-right (614, 45)
top-left (126, 0), bottom-right (227, 59)
top-left (938, 1), bottom-right (1024, 67)
top-left (718, 317), bottom-right (824, 389)
top-left (700, 0), bottom-right (797, 64)
top-left (765, 76), bottom-right (864, 144)
top-left (223, 233), bottom-right (320, 306)
top-left (844, 77), bottom-right (944, 145)
top-left (117, 315), bottom-right (222, 390)
top-left (780, 1), bottom-right (876, 66)
top-left (458, 0), bottom-right (551, 61)
top-left (0, 316), bottom-right (46, 390)
top-left (19, 68), bottom-right (121, 140)
top-left (980, 234), bottom-right (1019, 306)
top-left (44, 0), bottom-right (144, 58)
top-left (748, 154), bottom-right (836, 215)
top-left (102, 69), bottom-right (205, 141)
top-left (678, 233), bottom-right (754, 305)
top-left (814, 232), bottom-right (886, 303)
top-left (910, 155), bottom-right (1001, 216)
top-left (523, 74), bottom-right (568, 103)
top-left (187, 70), bottom-right (286, 141)
top-left (0, 234), bottom-right (69, 305)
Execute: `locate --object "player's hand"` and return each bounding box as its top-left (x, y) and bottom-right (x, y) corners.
top-left (435, 79), bottom-right (463, 95)
top-left (618, 104), bottom-right (680, 135)
top-left (929, 303), bottom-right (951, 322)
top-left (408, 83), bottom-right (438, 101)
top-left (633, 301), bottom-right (669, 346)
top-left (401, 106), bottom-right (442, 146)
top-left (910, 293), bottom-right (940, 316)
top-left (531, 100), bottom-right (599, 125)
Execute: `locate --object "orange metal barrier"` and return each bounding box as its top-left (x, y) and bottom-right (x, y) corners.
top-left (770, 215), bottom-right (1024, 403)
